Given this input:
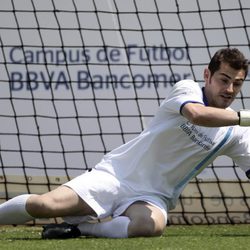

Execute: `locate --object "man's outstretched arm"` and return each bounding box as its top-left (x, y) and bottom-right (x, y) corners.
top-left (182, 102), bottom-right (240, 127)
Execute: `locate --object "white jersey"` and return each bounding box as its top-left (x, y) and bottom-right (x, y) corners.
top-left (95, 79), bottom-right (250, 210)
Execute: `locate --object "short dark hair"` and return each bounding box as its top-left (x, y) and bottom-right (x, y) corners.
top-left (208, 48), bottom-right (249, 78)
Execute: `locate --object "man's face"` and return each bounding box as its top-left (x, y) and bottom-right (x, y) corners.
top-left (204, 62), bottom-right (245, 108)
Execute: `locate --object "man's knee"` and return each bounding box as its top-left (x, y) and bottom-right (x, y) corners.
top-left (26, 194), bottom-right (55, 218)
top-left (124, 201), bottom-right (166, 237)
top-left (128, 216), bottom-right (165, 237)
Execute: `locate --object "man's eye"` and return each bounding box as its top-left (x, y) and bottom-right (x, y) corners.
top-left (234, 82), bottom-right (242, 88)
top-left (221, 79), bottom-right (228, 83)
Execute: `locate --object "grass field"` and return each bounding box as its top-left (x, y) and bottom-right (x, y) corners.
top-left (1, 224), bottom-right (250, 250)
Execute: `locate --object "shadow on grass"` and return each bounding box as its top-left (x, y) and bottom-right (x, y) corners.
top-left (165, 225), bottom-right (250, 237)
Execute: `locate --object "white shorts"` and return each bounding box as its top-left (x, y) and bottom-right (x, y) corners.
top-left (63, 168), bottom-right (168, 224)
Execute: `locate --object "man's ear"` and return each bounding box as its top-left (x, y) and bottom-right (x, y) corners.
top-left (203, 68), bottom-right (210, 82)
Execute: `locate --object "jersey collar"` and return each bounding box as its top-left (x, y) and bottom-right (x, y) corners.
top-left (202, 87), bottom-right (209, 106)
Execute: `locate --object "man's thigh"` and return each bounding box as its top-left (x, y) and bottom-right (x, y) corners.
top-left (26, 185), bottom-right (95, 218)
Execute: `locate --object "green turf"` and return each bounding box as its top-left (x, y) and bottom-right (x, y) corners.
top-left (1, 224), bottom-right (250, 250)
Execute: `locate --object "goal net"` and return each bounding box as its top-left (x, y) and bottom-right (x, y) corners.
top-left (0, 0), bottom-right (250, 225)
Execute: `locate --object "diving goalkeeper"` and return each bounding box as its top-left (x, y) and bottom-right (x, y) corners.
top-left (0, 48), bottom-right (249, 239)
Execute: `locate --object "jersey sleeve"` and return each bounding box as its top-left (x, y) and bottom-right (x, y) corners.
top-left (160, 79), bottom-right (205, 114)
top-left (225, 127), bottom-right (250, 174)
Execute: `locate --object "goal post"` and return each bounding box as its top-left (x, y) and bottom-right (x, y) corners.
top-left (0, 0), bottom-right (250, 225)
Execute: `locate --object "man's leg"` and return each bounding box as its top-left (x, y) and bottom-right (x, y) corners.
top-left (124, 201), bottom-right (166, 237)
top-left (26, 185), bottom-right (95, 218)
top-left (77, 201), bottom-right (166, 238)
top-left (0, 194), bottom-right (34, 224)
top-left (0, 185), bottom-right (95, 225)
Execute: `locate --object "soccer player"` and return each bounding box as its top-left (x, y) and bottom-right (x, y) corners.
top-left (0, 48), bottom-right (249, 239)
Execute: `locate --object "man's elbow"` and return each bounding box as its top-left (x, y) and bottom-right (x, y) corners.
top-left (187, 112), bottom-right (204, 125)
top-left (182, 103), bottom-right (206, 126)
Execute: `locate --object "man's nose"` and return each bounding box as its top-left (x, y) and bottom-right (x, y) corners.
top-left (226, 83), bottom-right (234, 93)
